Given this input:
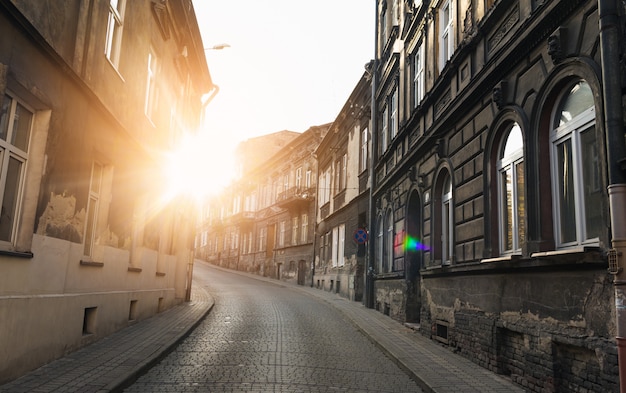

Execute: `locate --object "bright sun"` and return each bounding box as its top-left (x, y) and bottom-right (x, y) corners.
top-left (163, 132), bottom-right (236, 201)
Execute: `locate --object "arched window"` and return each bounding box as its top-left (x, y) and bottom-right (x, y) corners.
top-left (441, 174), bottom-right (453, 263)
top-left (550, 81), bottom-right (601, 247)
top-left (376, 215), bottom-right (384, 272)
top-left (384, 210), bottom-right (394, 272)
top-left (497, 123), bottom-right (525, 254)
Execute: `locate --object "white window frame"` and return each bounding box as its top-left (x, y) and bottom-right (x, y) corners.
top-left (497, 124), bottom-right (524, 254)
top-left (332, 226), bottom-right (338, 267)
top-left (413, 41), bottom-right (425, 108)
top-left (278, 220), bottom-right (286, 247)
top-left (384, 210), bottom-right (394, 272)
top-left (360, 126), bottom-right (369, 172)
top-left (441, 174), bottom-right (453, 264)
top-left (301, 214), bottom-right (308, 243)
top-left (145, 48), bottom-right (159, 121)
top-left (550, 84), bottom-right (599, 248)
top-left (439, 0), bottom-right (454, 71)
top-left (381, 106), bottom-right (388, 153)
top-left (295, 167), bottom-right (302, 189)
top-left (292, 216), bottom-right (298, 245)
top-left (83, 162), bottom-right (103, 256)
top-left (0, 93), bottom-right (33, 247)
top-left (376, 215), bottom-right (383, 272)
top-left (105, 0), bottom-right (126, 67)
top-left (390, 89), bottom-right (398, 140)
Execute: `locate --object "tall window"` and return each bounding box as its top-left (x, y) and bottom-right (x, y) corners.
top-left (332, 224), bottom-right (346, 267)
top-left (441, 174), bottom-right (453, 263)
top-left (413, 41), bottom-right (425, 108)
top-left (439, 0), bottom-right (454, 71)
top-left (380, 106), bottom-right (388, 153)
top-left (301, 214), bottom-right (308, 243)
top-left (434, 171), bottom-right (454, 264)
top-left (360, 127), bottom-right (369, 172)
top-left (0, 94), bottom-right (33, 244)
top-left (292, 216), bottom-right (298, 245)
top-left (145, 48), bottom-right (159, 120)
top-left (259, 227), bottom-right (267, 252)
top-left (498, 123), bottom-right (525, 254)
top-left (105, 0), bottom-right (126, 67)
top-left (376, 215), bottom-right (383, 272)
top-left (305, 169), bottom-right (312, 188)
top-left (295, 167), bottom-right (302, 189)
top-left (550, 81), bottom-right (601, 247)
top-left (278, 220), bottom-right (286, 247)
top-left (384, 210), bottom-right (394, 272)
top-left (84, 162), bottom-right (103, 256)
top-left (390, 89), bottom-right (398, 140)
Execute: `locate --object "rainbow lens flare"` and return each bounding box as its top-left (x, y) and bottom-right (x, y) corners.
top-left (404, 235), bottom-right (429, 252)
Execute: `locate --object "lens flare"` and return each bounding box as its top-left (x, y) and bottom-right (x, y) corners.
top-left (404, 235), bottom-right (429, 252)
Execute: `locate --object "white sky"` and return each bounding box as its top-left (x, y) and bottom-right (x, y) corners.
top-left (192, 1), bottom-right (375, 143)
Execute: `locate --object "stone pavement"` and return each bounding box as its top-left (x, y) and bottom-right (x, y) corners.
top-left (1, 262), bottom-right (525, 393)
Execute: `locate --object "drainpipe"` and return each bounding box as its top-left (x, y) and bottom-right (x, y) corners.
top-left (201, 84), bottom-right (220, 125)
top-left (599, 0), bottom-right (626, 391)
top-left (366, 1), bottom-right (380, 309)
top-left (366, 58), bottom-right (378, 309)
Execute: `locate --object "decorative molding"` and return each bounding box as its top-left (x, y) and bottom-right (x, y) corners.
top-left (492, 81), bottom-right (507, 110)
top-left (151, 0), bottom-right (171, 40)
top-left (548, 27), bottom-right (567, 64)
top-left (487, 4), bottom-right (519, 54)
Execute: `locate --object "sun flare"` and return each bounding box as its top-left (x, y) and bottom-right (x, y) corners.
top-left (163, 132), bottom-right (235, 201)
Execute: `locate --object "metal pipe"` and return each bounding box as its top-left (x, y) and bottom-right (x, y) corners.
top-left (598, 0), bottom-right (626, 390)
top-left (366, 1), bottom-right (380, 309)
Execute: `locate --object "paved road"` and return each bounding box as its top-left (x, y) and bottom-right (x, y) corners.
top-left (124, 263), bottom-right (423, 393)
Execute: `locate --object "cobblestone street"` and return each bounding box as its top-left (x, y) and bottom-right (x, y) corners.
top-left (123, 263), bottom-right (423, 393)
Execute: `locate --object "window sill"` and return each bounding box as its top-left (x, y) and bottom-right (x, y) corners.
top-left (156, 271), bottom-right (166, 277)
top-left (530, 246), bottom-right (599, 258)
top-left (480, 254), bottom-right (522, 263)
top-left (0, 249), bottom-right (33, 259)
top-left (374, 272), bottom-right (404, 280)
top-left (80, 260), bottom-right (104, 268)
top-left (128, 267), bottom-right (142, 273)
top-left (422, 247), bottom-right (605, 278)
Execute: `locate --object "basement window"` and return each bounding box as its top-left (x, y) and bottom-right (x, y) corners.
top-left (83, 307), bottom-right (97, 335)
top-left (435, 320), bottom-right (449, 344)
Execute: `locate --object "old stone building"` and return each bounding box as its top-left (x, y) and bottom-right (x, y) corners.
top-left (201, 125), bottom-right (328, 285)
top-left (0, 0), bottom-right (211, 382)
top-left (313, 72), bottom-right (372, 302)
top-left (370, 0), bottom-right (623, 390)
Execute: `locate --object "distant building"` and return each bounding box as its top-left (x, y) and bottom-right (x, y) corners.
top-left (313, 72), bottom-right (372, 301)
top-left (199, 125), bottom-right (328, 285)
top-left (370, 0), bottom-right (622, 391)
top-left (0, 0), bottom-right (212, 382)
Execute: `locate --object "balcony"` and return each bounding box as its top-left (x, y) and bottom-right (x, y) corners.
top-left (228, 211), bottom-right (256, 226)
top-left (276, 186), bottom-right (315, 210)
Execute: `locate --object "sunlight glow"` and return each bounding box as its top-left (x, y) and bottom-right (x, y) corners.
top-left (163, 132), bottom-right (236, 202)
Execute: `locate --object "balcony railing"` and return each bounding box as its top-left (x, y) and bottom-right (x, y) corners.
top-left (276, 186), bottom-right (315, 210)
top-left (228, 210), bottom-right (256, 225)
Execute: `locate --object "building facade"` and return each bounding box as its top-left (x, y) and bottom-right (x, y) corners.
top-left (0, 0), bottom-right (211, 382)
top-left (200, 126), bottom-right (328, 285)
top-left (313, 72), bottom-right (372, 302)
top-left (369, 0), bottom-right (622, 390)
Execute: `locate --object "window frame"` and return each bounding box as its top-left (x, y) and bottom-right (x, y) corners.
top-left (144, 48), bottom-right (159, 121)
top-left (0, 93), bottom-right (33, 247)
top-left (549, 81), bottom-right (599, 248)
top-left (413, 41), bottom-right (425, 108)
top-left (360, 126), bottom-right (369, 173)
top-left (439, 0), bottom-right (454, 71)
top-left (105, 0), bottom-right (126, 68)
top-left (497, 123), bottom-right (525, 254)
